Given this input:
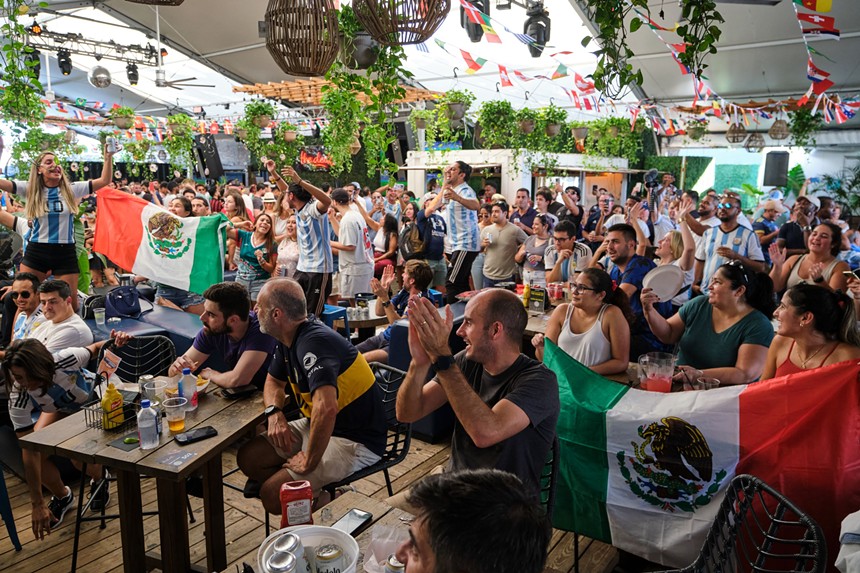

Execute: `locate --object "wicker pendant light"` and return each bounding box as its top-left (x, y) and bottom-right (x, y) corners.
top-left (768, 119), bottom-right (789, 140)
top-left (744, 133), bottom-right (765, 153)
top-left (353, 0), bottom-right (450, 45)
top-left (124, 0), bottom-right (185, 5)
top-left (726, 122), bottom-right (747, 144)
top-left (265, 0), bottom-right (341, 77)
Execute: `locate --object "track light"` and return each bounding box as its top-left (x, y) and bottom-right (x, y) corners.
top-left (24, 48), bottom-right (41, 80)
top-left (126, 62), bottom-right (139, 85)
top-left (57, 48), bottom-right (72, 75)
top-left (160, 47), bottom-right (168, 58)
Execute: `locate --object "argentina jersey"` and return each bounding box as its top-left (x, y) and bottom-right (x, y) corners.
top-left (699, 225), bottom-right (763, 294)
top-left (295, 200), bottom-right (334, 274)
top-left (445, 183), bottom-right (480, 252)
top-left (14, 180), bottom-right (91, 244)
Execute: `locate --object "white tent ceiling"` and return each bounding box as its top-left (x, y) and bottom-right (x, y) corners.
top-left (8, 0), bottom-right (860, 138)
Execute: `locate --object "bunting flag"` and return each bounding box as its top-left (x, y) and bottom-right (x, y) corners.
top-left (797, 12), bottom-right (835, 28)
top-left (90, 102), bottom-right (105, 110)
top-left (583, 98), bottom-right (592, 111)
top-left (671, 53), bottom-right (691, 75)
top-left (572, 92), bottom-right (582, 109)
top-left (460, 49), bottom-right (488, 74)
top-left (712, 102), bottom-right (722, 118)
top-left (498, 65), bottom-right (513, 87)
top-left (812, 78), bottom-right (835, 95)
top-left (802, 25), bottom-right (840, 38)
top-left (416, 42), bottom-right (429, 53)
top-left (460, 0), bottom-right (483, 24)
top-left (797, 85), bottom-right (814, 107)
top-left (434, 38), bottom-right (451, 54)
top-left (546, 341), bottom-right (860, 568)
top-left (513, 70), bottom-right (534, 82)
top-left (806, 46), bottom-right (835, 65)
top-left (794, 0), bottom-right (831, 11)
top-left (807, 58), bottom-right (830, 82)
top-left (73, 109), bottom-right (85, 120)
top-left (550, 51), bottom-right (574, 57)
top-left (55, 101), bottom-right (67, 113)
top-left (222, 119), bottom-right (234, 135)
top-left (574, 73), bottom-right (595, 94)
top-left (551, 63), bottom-right (569, 80)
top-left (630, 107), bottom-right (640, 131)
top-left (478, 13), bottom-right (502, 44)
top-left (153, 129), bottom-right (164, 143)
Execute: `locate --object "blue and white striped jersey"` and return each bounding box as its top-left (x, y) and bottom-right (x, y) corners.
top-left (13, 180), bottom-right (91, 245)
top-left (295, 199), bottom-right (333, 274)
top-left (696, 224), bottom-right (764, 294)
top-left (444, 183), bottom-right (480, 252)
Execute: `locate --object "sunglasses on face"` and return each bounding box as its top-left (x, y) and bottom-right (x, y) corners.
top-left (716, 202), bottom-right (738, 209)
top-left (11, 291), bottom-right (31, 300)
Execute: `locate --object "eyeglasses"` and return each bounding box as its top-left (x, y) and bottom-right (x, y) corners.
top-left (10, 291), bottom-right (31, 300)
top-left (553, 235), bottom-right (571, 242)
top-left (570, 284), bottom-right (598, 293)
top-left (716, 202), bottom-right (739, 209)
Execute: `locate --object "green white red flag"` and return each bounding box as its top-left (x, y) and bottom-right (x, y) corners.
top-left (94, 188), bottom-right (227, 294)
top-left (545, 341), bottom-right (860, 567)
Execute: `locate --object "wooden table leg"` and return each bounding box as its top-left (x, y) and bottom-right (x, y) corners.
top-left (203, 454), bottom-right (227, 573)
top-left (156, 477), bottom-right (191, 573)
top-left (115, 470), bottom-right (146, 573)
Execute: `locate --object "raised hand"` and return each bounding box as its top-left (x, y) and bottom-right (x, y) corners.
top-left (380, 264), bottom-right (396, 290)
top-left (768, 242), bottom-right (786, 268)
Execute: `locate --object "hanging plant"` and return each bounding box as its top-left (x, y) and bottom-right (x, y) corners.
top-left (0, 0), bottom-right (45, 130)
top-left (163, 114), bottom-right (197, 170)
top-left (788, 107), bottom-right (823, 151)
top-left (123, 139), bottom-right (152, 163)
top-left (362, 44), bottom-right (410, 177)
top-left (685, 117), bottom-right (709, 142)
top-left (408, 108), bottom-right (439, 145)
top-left (476, 100), bottom-right (516, 148)
top-left (516, 108), bottom-right (538, 135)
top-left (9, 127), bottom-right (85, 175)
top-left (110, 106), bottom-right (136, 129)
top-left (338, 5), bottom-right (378, 70)
top-left (244, 100), bottom-right (277, 128)
top-left (322, 62), bottom-right (370, 176)
top-left (538, 104), bottom-right (567, 137)
top-left (436, 88), bottom-right (475, 121)
top-left (675, 0), bottom-right (724, 79)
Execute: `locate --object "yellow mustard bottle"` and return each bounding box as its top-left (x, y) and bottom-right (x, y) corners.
top-left (522, 280), bottom-right (531, 308)
top-left (102, 383), bottom-right (124, 430)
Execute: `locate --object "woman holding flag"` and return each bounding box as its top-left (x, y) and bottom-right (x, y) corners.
top-left (0, 145), bottom-right (115, 310)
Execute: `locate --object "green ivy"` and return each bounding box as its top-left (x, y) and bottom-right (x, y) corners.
top-left (0, 0), bottom-right (47, 130)
top-left (676, 0), bottom-right (723, 79)
top-left (788, 107), bottom-right (823, 151)
top-left (163, 114), bottom-right (197, 171)
top-left (9, 127), bottom-right (85, 175)
top-left (643, 156), bottom-right (713, 190)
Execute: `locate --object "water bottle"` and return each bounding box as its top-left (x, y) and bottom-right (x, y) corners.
top-left (179, 368), bottom-right (198, 412)
top-left (137, 400), bottom-right (159, 450)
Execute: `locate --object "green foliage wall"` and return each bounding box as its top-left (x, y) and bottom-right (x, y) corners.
top-left (714, 164), bottom-right (759, 195)
top-left (643, 156), bottom-right (713, 190)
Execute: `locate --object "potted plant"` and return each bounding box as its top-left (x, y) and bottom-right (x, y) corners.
top-left (539, 104), bottom-right (567, 137)
top-left (788, 107), bottom-right (824, 151)
top-left (281, 123), bottom-right (299, 142)
top-left (409, 108), bottom-right (436, 131)
top-left (166, 114), bottom-right (196, 136)
top-left (516, 108), bottom-right (538, 134)
top-left (685, 117), bottom-right (709, 142)
top-left (163, 115), bottom-right (197, 169)
top-left (476, 100), bottom-right (516, 149)
top-left (110, 106), bottom-right (136, 129)
top-left (244, 100), bottom-right (276, 129)
top-left (349, 136), bottom-right (362, 155)
top-left (338, 5), bottom-right (378, 70)
top-left (439, 89), bottom-right (475, 121)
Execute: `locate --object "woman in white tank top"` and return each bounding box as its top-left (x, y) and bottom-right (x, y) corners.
top-left (532, 268), bottom-right (633, 375)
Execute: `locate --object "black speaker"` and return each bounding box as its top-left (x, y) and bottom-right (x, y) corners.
top-left (193, 133), bottom-right (224, 180)
top-left (763, 151), bottom-right (789, 187)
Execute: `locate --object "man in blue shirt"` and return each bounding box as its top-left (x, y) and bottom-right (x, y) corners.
top-left (416, 192), bottom-right (448, 291)
top-left (752, 200), bottom-right (782, 265)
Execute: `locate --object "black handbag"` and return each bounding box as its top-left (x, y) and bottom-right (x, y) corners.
top-left (105, 285), bottom-right (142, 319)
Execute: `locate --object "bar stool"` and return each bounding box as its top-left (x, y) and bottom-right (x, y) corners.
top-left (320, 305), bottom-right (350, 339)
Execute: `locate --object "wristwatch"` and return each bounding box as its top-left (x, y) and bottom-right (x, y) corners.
top-left (264, 405), bottom-right (281, 418)
top-left (382, 300), bottom-right (392, 308)
top-left (432, 355), bottom-right (455, 373)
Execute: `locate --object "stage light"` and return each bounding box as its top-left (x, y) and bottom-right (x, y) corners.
top-left (24, 48), bottom-right (41, 79)
top-left (88, 65), bottom-right (112, 88)
top-left (160, 47), bottom-right (168, 58)
top-left (524, 2), bottom-right (550, 58)
top-left (126, 62), bottom-right (139, 85)
top-left (28, 20), bottom-right (43, 35)
top-left (57, 48), bottom-right (72, 75)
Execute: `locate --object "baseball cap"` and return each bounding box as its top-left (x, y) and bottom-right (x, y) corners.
top-left (767, 188), bottom-right (784, 201)
top-left (797, 195), bottom-right (821, 210)
top-left (331, 188), bottom-right (351, 204)
top-left (262, 191), bottom-right (277, 203)
top-left (349, 181), bottom-right (362, 190)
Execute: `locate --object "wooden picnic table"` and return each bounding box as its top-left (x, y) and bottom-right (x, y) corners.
top-left (19, 386), bottom-right (264, 573)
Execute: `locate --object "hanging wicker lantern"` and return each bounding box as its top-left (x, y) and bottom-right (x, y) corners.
top-left (768, 119), bottom-right (789, 141)
top-left (726, 122), bottom-right (747, 144)
top-left (353, 0), bottom-right (449, 45)
top-left (744, 133), bottom-right (765, 153)
top-left (265, 0), bottom-right (340, 77)
top-left (124, 0), bottom-right (185, 5)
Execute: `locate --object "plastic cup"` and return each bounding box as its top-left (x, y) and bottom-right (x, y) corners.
top-left (143, 380), bottom-right (168, 403)
top-left (638, 352), bottom-right (676, 392)
top-left (93, 308), bottom-right (106, 326)
top-left (693, 377), bottom-right (720, 391)
top-left (162, 397), bottom-right (188, 433)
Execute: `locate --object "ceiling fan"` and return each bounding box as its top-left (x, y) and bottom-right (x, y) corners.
top-left (152, 6), bottom-right (214, 90)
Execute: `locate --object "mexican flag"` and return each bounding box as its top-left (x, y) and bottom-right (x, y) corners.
top-left (94, 188), bottom-right (227, 294)
top-left (545, 341), bottom-right (860, 568)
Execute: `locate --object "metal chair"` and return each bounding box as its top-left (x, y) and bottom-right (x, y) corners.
top-left (323, 363), bottom-right (411, 498)
top-left (0, 469), bottom-right (21, 551)
top-left (72, 335), bottom-right (188, 573)
top-left (539, 436), bottom-right (560, 520)
top-left (664, 474), bottom-right (827, 573)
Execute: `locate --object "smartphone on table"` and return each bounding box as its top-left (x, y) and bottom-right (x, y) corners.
top-left (331, 508), bottom-right (373, 536)
top-left (175, 426), bottom-right (218, 445)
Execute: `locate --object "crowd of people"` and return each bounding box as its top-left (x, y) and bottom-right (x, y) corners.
top-left (3, 150), bottom-right (860, 573)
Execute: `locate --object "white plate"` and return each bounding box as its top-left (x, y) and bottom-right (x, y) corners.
top-left (642, 265), bottom-right (685, 302)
